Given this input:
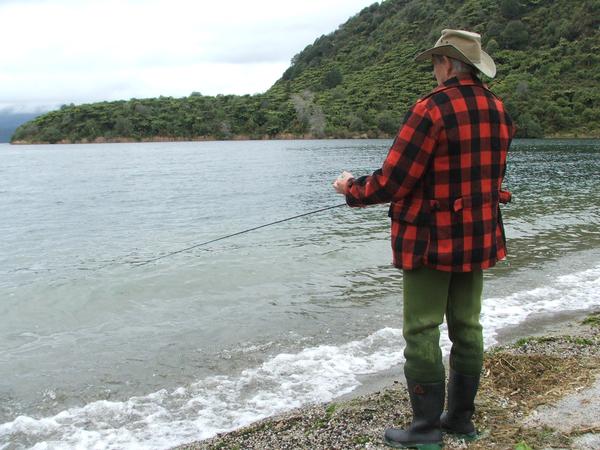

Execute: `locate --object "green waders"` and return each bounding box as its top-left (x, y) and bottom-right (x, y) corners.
top-left (384, 267), bottom-right (484, 448)
top-left (402, 266), bottom-right (484, 384)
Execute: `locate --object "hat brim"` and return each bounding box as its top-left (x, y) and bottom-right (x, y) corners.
top-left (414, 44), bottom-right (497, 78)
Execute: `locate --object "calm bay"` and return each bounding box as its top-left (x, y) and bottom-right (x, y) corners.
top-left (1, 139), bottom-right (599, 449)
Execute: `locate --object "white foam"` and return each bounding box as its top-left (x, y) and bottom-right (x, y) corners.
top-left (1, 328), bottom-right (404, 450)
top-left (2, 264), bottom-right (599, 450)
top-left (482, 264), bottom-right (600, 347)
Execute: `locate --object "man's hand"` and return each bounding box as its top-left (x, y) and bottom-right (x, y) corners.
top-left (333, 171), bottom-right (354, 195)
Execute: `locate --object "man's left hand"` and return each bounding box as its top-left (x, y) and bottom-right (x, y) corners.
top-left (333, 171), bottom-right (354, 195)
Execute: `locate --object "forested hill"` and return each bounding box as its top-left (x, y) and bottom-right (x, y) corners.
top-left (12, 0), bottom-right (600, 144)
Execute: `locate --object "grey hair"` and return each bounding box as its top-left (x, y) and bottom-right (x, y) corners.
top-left (433, 54), bottom-right (480, 77)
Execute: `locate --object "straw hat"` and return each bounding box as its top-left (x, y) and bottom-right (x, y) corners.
top-left (415, 29), bottom-right (497, 78)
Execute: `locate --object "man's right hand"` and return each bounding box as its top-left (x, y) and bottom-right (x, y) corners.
top-left (333, 171), bottom-right (354, 195)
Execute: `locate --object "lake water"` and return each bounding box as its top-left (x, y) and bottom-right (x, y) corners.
top-left (1, 139), bottom-right (599, 449)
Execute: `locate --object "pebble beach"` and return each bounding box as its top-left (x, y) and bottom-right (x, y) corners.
top-left (175, 311), bottom-right (600, 450)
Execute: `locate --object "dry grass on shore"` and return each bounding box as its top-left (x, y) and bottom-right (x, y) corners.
top-left (176, 312), bottom-right (600, 450)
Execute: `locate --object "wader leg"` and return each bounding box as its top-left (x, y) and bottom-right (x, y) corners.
top-left (402, 267), bottom-right (450, 383)
top-left (385, 267), bottom-right (450, 449)
top-left (446, 270), bottom-right (484, 376)
top-left (442, 269), bottom-right (484, 440)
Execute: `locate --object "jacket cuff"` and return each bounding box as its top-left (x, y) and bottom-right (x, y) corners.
top-left (499, 189), bottom-right (512, 204)
top-left (345, 178), bottom-right (362, 207)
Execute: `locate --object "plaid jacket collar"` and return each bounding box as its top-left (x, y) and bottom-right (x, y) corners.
top-left (420, 74), bottom-right (491, 103)
top-left (430, 73), bottom-right (486, 94)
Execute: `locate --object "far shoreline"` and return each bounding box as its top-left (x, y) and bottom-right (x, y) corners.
top-left (9, 132), bottom-right (390, 146)
top-left (9, 133), bottom-right (600, 146)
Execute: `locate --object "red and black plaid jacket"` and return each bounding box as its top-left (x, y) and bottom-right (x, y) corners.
top-left (346, 74), bottom-right (514, 272)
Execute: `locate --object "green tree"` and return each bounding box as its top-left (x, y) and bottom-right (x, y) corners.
top-left (376, 112), bottom-right (398, 134)
top-left (501, 20), bottom-right (529, 49)
top-left (515, 113), bottom-right (543, 138)
top-left (114, 117), bottom-right (133, 136)
top-left (41, 126), bottom-right (62, 144)
top-left (323, 67), bottom-right (343, 89)
top-left (348, 115), bottom-right (366, 133)
top-left (487, 21), bottom-right (505, 40)
top-left (499, 0), bottom-right (523, 19)
top-left (486, 38), bottom-right (499, 54)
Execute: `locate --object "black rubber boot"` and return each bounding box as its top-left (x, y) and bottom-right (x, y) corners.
top-left (440, 369), bottom-right (480, 440)
top-left (384, 380), bottom-right (444, 449)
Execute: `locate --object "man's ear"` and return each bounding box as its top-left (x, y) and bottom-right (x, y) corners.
top-left (443, 56), bottom-right (453, 75)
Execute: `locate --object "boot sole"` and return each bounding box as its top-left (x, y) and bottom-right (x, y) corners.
top-left (383, 437), bottom-right (443, 449)
top-left (442, 428), bottom-right (487, 442)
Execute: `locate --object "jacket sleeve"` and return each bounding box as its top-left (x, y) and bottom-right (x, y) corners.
top-left (345, 100), bottom-right (438, 207)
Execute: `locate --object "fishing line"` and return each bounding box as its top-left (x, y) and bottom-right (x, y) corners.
top-left (134, 203), bottom-right (348, 266)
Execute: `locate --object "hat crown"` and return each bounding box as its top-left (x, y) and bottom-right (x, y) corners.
top-left (414, 28), bottom-right (497, 78)
top-left (435, 29), bottom-right (482, 63)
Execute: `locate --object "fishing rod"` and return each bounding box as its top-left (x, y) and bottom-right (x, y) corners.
top-left (134, 203), bottom-right (348, 266)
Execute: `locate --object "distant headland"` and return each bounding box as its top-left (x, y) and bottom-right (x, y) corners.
top-left (12, 0), bottom-right (600, 144)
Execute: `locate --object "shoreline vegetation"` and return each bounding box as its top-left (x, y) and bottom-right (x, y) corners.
top-left (9, 132), bottom-right (391, 146)
top-left (10, 132), bottom-right (600, 146)
top-left (11, 0), bottom-right (600, 145)
top-left (174, 311), bottom-right (600, 450)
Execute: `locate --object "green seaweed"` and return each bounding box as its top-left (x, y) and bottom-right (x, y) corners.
top-left (582, 313), bottom-right (600, 328)
top-left (325, 403), bottom-right (337, 419)
top-left (514, 442), bottom-right (533, 450)
top-left (353, 434), bottom-right (371, 445)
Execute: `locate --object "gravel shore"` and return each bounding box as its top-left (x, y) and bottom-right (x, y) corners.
top-left (175, 311), bottom-right (600, 450)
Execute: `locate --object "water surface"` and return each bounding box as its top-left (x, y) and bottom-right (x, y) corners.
top-left (0, 139), bottom-right (599, 449)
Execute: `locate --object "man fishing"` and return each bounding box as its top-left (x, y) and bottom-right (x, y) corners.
top-left (333, 29), bottom-right (514, 449)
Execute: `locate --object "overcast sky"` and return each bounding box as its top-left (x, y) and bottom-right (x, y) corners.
top-left (0, 0), bottom-right (378, 113)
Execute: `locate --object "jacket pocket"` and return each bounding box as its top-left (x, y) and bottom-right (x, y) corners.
top-left (388, 198), bottom-right (431, 224)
